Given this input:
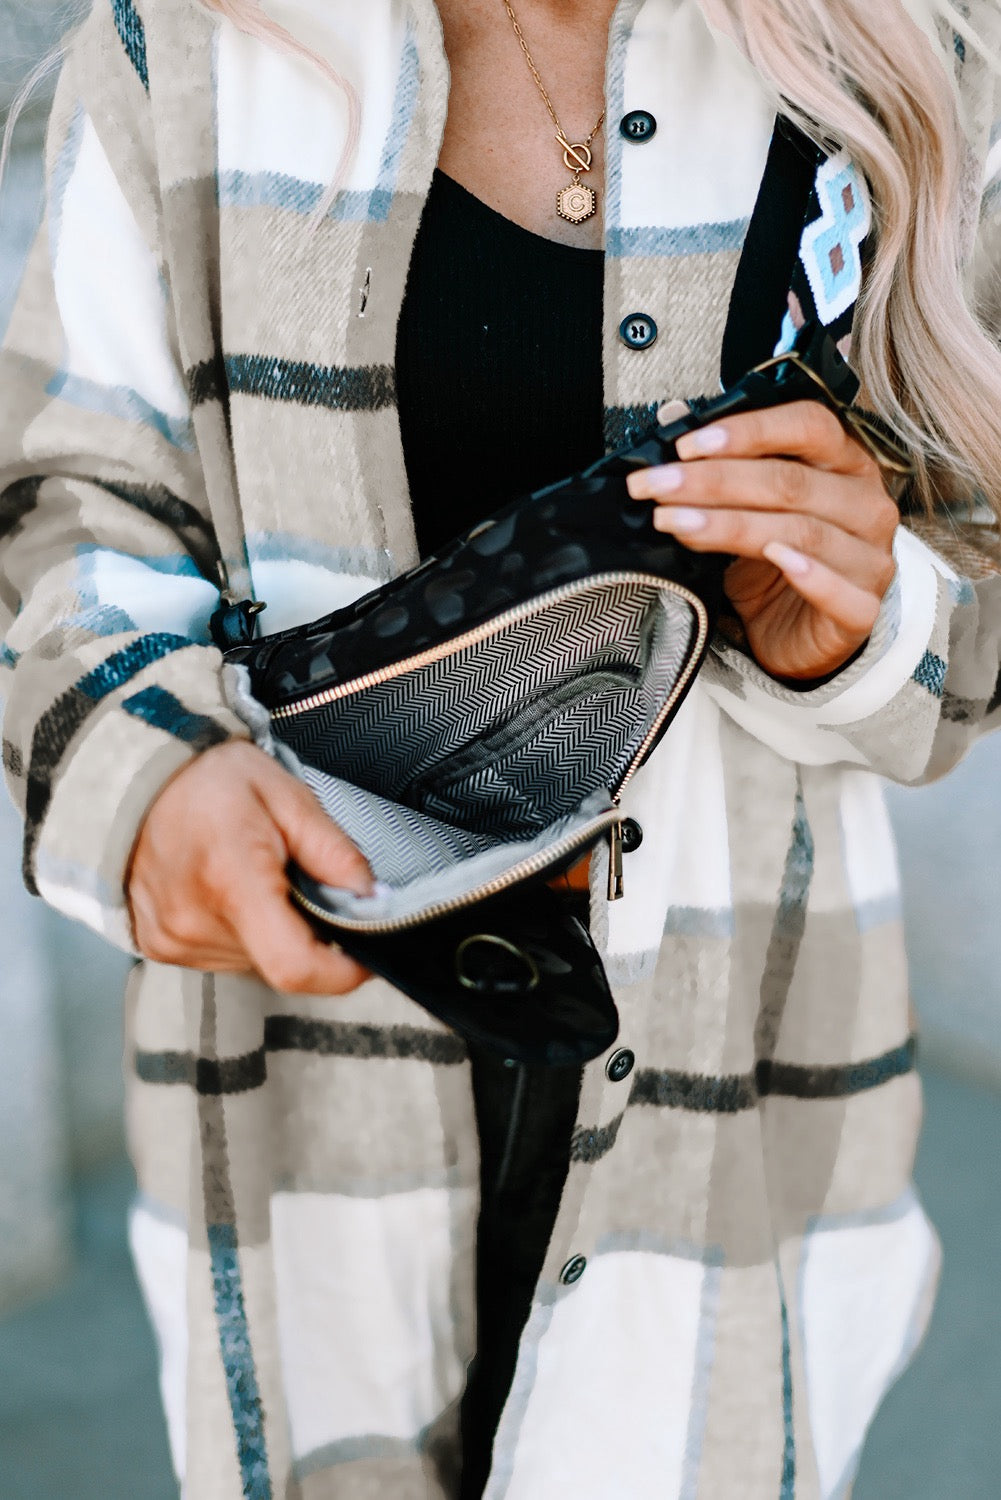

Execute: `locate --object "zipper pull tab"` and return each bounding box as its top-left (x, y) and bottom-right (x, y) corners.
top-left (607, 816), bottom-right (625, 902)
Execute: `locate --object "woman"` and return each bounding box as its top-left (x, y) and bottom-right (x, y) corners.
top-left (2, 0), bottom-right (1001, 1494)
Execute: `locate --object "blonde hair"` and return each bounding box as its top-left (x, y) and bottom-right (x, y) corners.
top-left (197, 0), bottom-right (360, 201)
top-left (700, 0), bottom-right (1001, 515)
top-left (0, 0), bottom-right (360, 227)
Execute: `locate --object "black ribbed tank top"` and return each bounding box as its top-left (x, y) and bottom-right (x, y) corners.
top-left (395, 171), bottom-right (606, 557)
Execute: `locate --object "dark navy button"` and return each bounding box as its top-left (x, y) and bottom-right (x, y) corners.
top-left (606, 1048), bottom-right (635, 1083)
top-left (620, 818), bottom-right (643, 854)
top-left (619, 313), bottom-right (658, 351)
top-left (620, 110), bottom-right (657, 143)
top-left (560, 1254), bottom-right (588, 1286)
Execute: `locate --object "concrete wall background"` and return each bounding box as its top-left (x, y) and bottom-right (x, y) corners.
top-left (888, 736), bottom-right (1001, 1086)
top-left (1, 0), bottom-right (999, 1311)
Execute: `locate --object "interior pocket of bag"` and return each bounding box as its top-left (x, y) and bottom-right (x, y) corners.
top-left (295, 763), bottom-right (615, 928)
top-left (275, 579), bottom-right (698, 844)
top-left (400, 657), bottom-right (640, 837)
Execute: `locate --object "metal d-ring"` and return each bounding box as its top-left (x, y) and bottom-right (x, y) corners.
top-left (454, 933), bottom-right (541, 996)
top-left (750, 350), bottom-right (916, 478)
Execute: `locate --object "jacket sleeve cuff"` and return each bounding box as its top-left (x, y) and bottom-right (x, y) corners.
top-left (701, 527), bottom-right (952, 767)
top-left (27, 644), bottom-right (251, 952)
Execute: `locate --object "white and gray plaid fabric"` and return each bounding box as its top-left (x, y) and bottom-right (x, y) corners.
top-left (3, 1), bottom-right (1001, 1496)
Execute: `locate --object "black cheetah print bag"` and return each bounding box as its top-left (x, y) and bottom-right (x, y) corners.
top-left (218, 326), bottom-right (880, 1065)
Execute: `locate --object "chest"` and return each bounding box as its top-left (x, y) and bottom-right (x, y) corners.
top-left (434, 0), bottom-right (618, 248)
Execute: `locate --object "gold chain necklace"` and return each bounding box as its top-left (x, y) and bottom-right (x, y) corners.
top-left (501, 0), bottom-right (606, 225)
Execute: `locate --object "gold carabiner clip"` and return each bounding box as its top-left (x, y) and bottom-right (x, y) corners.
top-left (750, 350), bottom-right (916, 493)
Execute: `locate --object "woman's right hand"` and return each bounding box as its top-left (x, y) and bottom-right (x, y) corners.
top-left (127, 740), bottom-right (372, 994)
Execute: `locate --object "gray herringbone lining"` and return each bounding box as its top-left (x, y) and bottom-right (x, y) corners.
top-left (271, 579), bottom-right (698, 924)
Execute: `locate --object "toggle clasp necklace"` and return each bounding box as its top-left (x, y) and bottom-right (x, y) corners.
top-left (501, 0), bottom-right (606, 225)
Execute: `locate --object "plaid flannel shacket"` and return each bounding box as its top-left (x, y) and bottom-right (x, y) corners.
top-left (3, 1), bottom-right (1001, 1495)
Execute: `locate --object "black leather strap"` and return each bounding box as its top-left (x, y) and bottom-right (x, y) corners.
top-left (721, 118), bottom-right (824, 388)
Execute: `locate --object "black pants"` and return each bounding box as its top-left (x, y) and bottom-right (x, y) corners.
top-left (457, 893), bottom-right (587, 1498)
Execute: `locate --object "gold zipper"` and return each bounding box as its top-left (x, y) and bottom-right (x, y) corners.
top-left (607, 808), bottom-right (625, 902)
top-left (271, 572), bottom-right (706, 720)
top-left (291, 804), bottom-right (621, 934)
top-left (278, 571), bottom-right (711, 930)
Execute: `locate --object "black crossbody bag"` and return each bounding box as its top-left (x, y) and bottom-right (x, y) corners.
top-left (217, 324), bottom-right (908, 1065)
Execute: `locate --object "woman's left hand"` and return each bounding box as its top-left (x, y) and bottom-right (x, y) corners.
top-left (625, 400), bottom-right (900, 682)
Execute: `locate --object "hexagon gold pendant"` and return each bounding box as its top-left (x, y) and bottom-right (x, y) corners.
top-left (557, 182), bottom-right (597, 225)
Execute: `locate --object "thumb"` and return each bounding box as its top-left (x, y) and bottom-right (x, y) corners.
top-left (260, 765), bottom-right (374, 896)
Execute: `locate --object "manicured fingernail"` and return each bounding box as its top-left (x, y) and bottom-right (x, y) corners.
top-left (678, 424), bottom-right (728, 457)
top-left (651, 465), bottom-right (685, 493)
top-left (657, 506), bottom-right (707, 534)
top-left (627, 465), bottom-right (683, 499)
top-left (763, 541), bottom-right (811, 577)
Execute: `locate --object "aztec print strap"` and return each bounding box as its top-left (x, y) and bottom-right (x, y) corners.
top-left (721, 118), bottom-right (871, 386)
